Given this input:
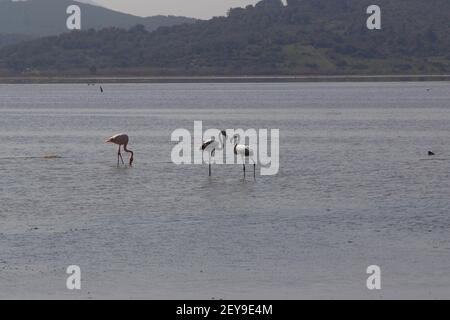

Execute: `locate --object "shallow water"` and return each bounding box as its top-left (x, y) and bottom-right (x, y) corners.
top-left (0, 82), bottom-right (449, 299)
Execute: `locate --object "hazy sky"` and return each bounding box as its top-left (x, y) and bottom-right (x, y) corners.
top-left (92, 0), bottom-right (262, 19)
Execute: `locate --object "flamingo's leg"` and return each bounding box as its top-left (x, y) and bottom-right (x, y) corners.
top-left (117, 146), bottom-right (120, 167)
top-left (240, 155), bottom-right (246, 178)
top-left (252, 159), bottom-right (256, 179)
top-left (209, 153), bottom-right (212, 176)
top-left (118, 146), bottom-right (124, 166)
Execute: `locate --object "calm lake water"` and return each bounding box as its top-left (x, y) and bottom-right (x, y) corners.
top-left (0, 82), bottom-right (449, 299)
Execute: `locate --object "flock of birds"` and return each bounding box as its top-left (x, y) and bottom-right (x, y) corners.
top-left (200, 130), bottom-right (256, 178)
top-left (100, 85), bottom-right (440, 177)
top-left (97, 84), bottom-right (254, 178)
top-left (106, 131), bottom-right (256, 178)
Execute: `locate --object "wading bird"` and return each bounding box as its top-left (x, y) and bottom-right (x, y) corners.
top-left (231, 134), bottom-right (256, 178)
top-left (105, 133), bottom-right (134, 167)
top-left (201, 130), bottom-right (227, 176)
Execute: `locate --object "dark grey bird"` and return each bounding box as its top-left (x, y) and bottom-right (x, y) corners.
top-left (428, 151), bottom-right (435, 156)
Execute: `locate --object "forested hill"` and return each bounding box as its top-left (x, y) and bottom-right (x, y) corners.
top-left (0, 0), bottom-right (196, 36)
top-left (0, 0), bottom-right (449, 76)
top-left (0, 34), bottom-right (34, 48)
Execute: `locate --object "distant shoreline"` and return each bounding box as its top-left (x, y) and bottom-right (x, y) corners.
top-left (1, 74), bottom-right (450, 84)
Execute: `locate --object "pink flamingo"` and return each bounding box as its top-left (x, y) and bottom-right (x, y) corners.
top-left (105, 133), bottom-right (134, 166)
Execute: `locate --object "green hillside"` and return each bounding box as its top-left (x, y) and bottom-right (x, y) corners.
top-left (0, 0), bottom-right (449, 76)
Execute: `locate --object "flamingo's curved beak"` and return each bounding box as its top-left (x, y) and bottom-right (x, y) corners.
top-left (129, 156), bottom-right (134, 166)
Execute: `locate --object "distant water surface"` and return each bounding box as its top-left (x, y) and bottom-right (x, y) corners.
top-left (0, 82), bottom-right (449, 299)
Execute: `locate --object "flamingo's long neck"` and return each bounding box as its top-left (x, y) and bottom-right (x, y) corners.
top-left (123, 144), bottom-right (134, 165)
top-left (218, 134), bottom-right (225, 150)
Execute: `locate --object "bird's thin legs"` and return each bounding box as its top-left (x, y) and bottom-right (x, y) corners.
top-left (251, 158), bottom-right (256, 179)
top-left (208, 153), bottom-right (212, 176)
top-left (117, 145), bottom-right (124, 166)
top-left (243, 164), bottom-right (246, 178)
top-left (117, 146), bottom-right (120, 167)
